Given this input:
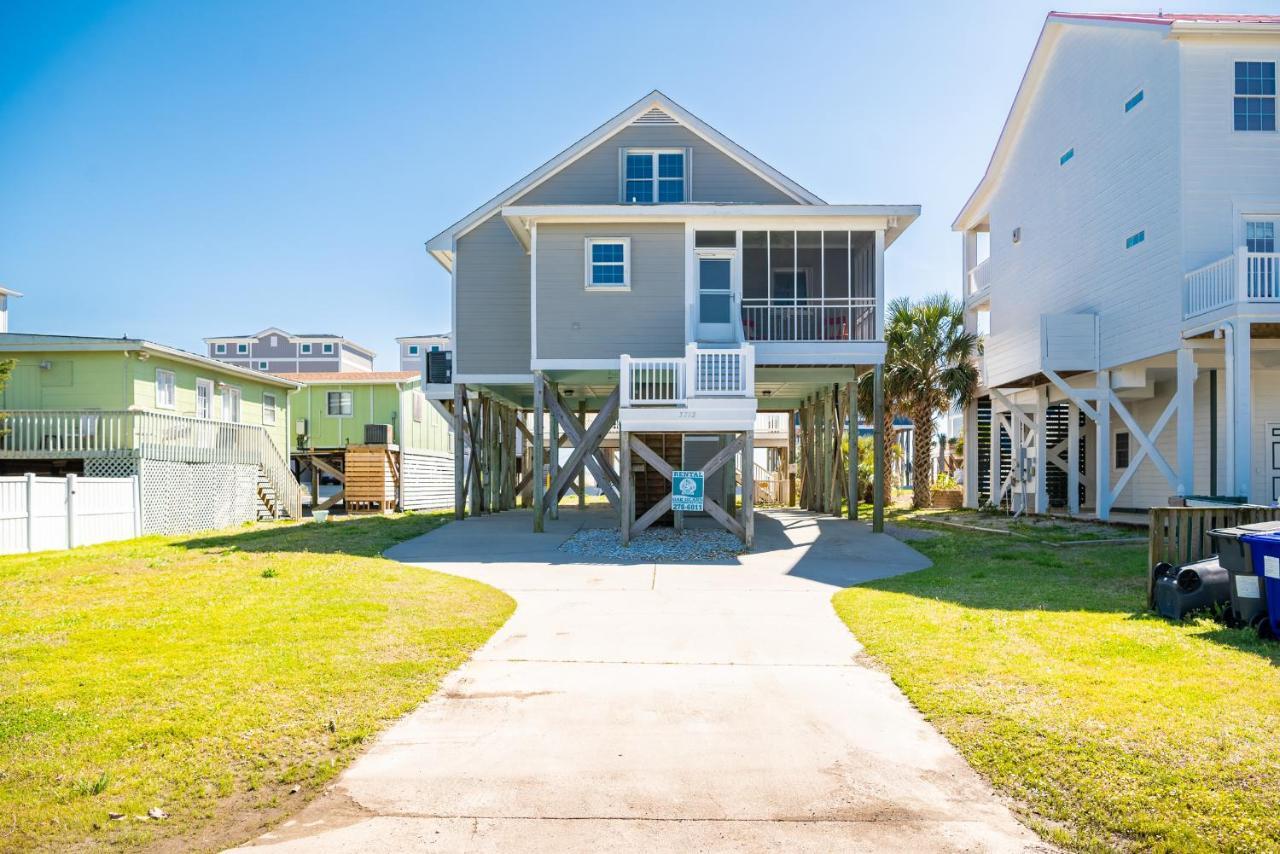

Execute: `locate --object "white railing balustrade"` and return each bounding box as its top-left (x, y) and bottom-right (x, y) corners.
top-left (967, 258), bottom-right (991, 296)
top-left (740, 297), bottom-right (876, 342)
top-left (0, 409), bottom-right (302, 519)
top-left (1184, 249), bottom-right (1280, 319)
top-left (620, 344), bottom-right (754, 406)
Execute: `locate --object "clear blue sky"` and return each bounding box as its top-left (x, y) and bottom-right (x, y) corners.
top-left (0, 0), bottom-right (1261, 368)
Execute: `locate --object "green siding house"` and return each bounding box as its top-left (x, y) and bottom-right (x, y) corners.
top-left (0, 334), bottom-right (303, 530)
top-left (280, 371), bottom-right (453, 511)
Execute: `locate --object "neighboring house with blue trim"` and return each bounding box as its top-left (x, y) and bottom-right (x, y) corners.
top-left (204, 327), bottom-right (376, 374)
top-left (956, 11), bottom-right (1280, 518)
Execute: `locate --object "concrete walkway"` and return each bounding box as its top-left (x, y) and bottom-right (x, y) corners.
top-left (238, 509), bottom-right (1047, 853)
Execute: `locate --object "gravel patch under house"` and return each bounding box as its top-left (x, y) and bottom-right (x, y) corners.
top-left (558, 527), bottom-right (747, 561)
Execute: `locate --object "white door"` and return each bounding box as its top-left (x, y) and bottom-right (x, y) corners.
top-left (223, 386), bottom-right (241, 423)
top-left (697, 252), bottom-right (736, 342)
top-left (1268, 422), bottom-right (1280, 502)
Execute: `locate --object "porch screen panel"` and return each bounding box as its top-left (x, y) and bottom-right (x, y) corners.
top-left (795, 232), bottom-right (822, 341)
top-left (768, 231), bottom-right (795, 341)
top-left (851, 232), bottom-right (876, 340)
top-left (823, 231), bottom-right (851, 341)
top-left (742, 232), bottom-right (768, 341)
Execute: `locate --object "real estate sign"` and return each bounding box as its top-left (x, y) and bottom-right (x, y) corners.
top-left (671, 470), bottom-right (704, 512)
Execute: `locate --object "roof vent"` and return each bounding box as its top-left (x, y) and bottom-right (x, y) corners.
top-left (632, 106), bottom-right (678, 125)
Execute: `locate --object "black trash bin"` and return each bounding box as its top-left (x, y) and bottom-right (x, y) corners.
top-left (1209, 521), bottom-right (1280, 627)
top-left (1152, 556), bottom-right (1230, 620)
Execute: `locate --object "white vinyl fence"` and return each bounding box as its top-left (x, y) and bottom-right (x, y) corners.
top-left (0, 474), bottom-right (141, 554)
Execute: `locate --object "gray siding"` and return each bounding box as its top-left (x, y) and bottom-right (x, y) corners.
top-left (536, 223), bottom-right (685, 360)
top-left (455, 215), bottom-right (531, 375)
top-left (516, 125), bottom-right (799, 206)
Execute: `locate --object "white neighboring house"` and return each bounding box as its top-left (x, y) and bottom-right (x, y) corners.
top-left (956, 11), bottom-right (1280, 518)
top-left (396, 333), bottom-right (451, 373)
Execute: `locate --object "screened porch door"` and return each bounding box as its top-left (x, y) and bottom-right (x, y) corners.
top-left (697, 252), bottom-right (736, 342)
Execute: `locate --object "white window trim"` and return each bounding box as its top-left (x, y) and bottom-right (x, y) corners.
top-left (327, 390), bottom-right (353, 417)
top-left (322, 343), bottom-right (335, 354)
top-left (412, 391), bottom-right (423, 422)
top-left (262, 392), bottom-right (277, 425)
top-left (155, 368), bottom-right (177, 410)
top-left (620, 148), bottom-right (688, 204)
top-left (236, 343), bottom-right (248, 354)
top-left (195, 378), bottom-right (214, 419)
top-left (584, 237), bottom-right (631, 291)
top-left (214, 343), bottom-right (226, 354)
top-left (222, 385), bottom-right (242, 423)
top-left (407, 344), bottom-right (419, 355)
top-left (257, 360), bottom-right (269, 371)
top-left (1233, 60), bottom-right (1277, 134)
top-left (300, 343), bottom-right (312, 354)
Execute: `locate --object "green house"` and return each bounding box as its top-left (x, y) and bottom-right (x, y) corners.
top-left (0, 333), bottom-right (304, 528)
top-left (281, 371), bottom-right (453, 512)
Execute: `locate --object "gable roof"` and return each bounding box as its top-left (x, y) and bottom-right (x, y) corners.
top-left (952, 11), bottom-right (1280, 232)
top-left (425, 90), bottom-right (824, 267)
top-left (275, 370), bottom-right (419, 385)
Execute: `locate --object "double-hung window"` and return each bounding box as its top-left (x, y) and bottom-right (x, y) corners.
top-left (223, 386), bottom-right (241, 423)
top-left (155, 369), bottom-right (176, 409)
top-left (623, 149), bottom-right (685, 203)
top-left (327, 390), bottom-right (353, 416)
top-left (262, 393), bottom-right (277, 425)
top-left (196, 378), bottom-right (214, 419)
top-left (1247, 220), bottom-right (1277, 253)
top-left (1235, 61), bottom-right (1276, 131)
top-left (585, 238), bottom-right (630, 290)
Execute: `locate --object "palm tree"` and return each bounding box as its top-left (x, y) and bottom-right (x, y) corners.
top-left (858, 297), bottom-right (912, 496)
top-left (882, 294), bottom-right (979, 509)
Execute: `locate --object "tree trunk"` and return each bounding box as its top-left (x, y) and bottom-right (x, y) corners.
top-left (912, 407), bottom-right (934, 509)
top-left (881, 407), bottom-right (896, 499)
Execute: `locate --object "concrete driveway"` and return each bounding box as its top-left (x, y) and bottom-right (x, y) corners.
top-left (237, 509), bottom-right (1046, 852)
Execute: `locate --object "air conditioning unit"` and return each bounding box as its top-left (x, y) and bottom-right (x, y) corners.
top-left (364, 423), bottom-right (394, 445)
top-left (427, 350), bottom-right (453, 384)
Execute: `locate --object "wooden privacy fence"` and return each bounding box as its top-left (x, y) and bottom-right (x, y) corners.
top-left (1148, 505), bottom-right (1280, 607)
top-left (0, 473), bottom-right (140, 554)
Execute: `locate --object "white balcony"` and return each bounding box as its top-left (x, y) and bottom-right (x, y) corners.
top-left (740, 297), bottom-right (877, 343)
top-left (1184, 248), bottom-right (1280, 320)
top-left (619, 344), bottom-right (757, 432)
top-left (966, 258), bottom-right (991, 306)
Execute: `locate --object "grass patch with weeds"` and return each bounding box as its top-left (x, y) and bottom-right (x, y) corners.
top-left (0, 512), bottom-right (513, 852)
top-left (834, 512), bottom-right (1280, 852)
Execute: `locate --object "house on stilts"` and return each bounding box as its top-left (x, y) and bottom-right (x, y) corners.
top-left (425, 91), bottom-right (918, 544)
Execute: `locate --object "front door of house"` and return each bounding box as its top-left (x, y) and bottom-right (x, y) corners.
top-left (697, 252), bottom-right (735, 342)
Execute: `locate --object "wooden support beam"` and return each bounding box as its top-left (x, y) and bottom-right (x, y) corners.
top-left (545, 387), bottom-right (620, 509)
top-left (847, 379), bottom-right (857, 519)
top-left (788, 409), bottom-right (798, 507)
top-left (453, 383), bottom-right (466, 519)
top-left (308, 454), bottom-right (346, 483)
top-left (630, 494), bottom-right (672, 538)
top-left (548, 382), bottom-right (560, 520)
top-left (619, 430), bottom-right (632, 545)
top-left (532, 376), bottom-right (545, 532)
top-left (873, 364), bottom-right (885, 533)
top-left (577, 399), bottom-right (587, 510)
top-left (741, 429), bottom-right (755, 547)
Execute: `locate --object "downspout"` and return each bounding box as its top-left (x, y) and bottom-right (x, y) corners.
top-left (1209, 369), bottom-right (1217, 496)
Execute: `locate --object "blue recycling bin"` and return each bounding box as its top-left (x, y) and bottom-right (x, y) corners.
top-left (1239, 530), bottom-right (1280, 637)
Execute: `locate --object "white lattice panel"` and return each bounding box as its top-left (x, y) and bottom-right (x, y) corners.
top-left (139, 459), bottom-right (262, 535)
top-left (85, 458), bottom-right (139, 479)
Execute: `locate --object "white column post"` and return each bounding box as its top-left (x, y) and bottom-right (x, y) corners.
top-left (65, 473), bottom-right (77, 549)
top-left (25, 472), bottom-right (35, 553)
top-left (962, 230), bottom-right (977, 298)
top-left (963, 399), bottom-right (980, 509)
top-left (1176, 346), bottom-right (1198, 498)
top-left (132, 473), bottom-right (143, 537)
top-left (1096, 371), bottom-right (1112, 521)
top-left (1034, 387), bottom-right (1049, 514)
top-left (989, 402), bottom-right (1002, 507)
top-left (1067, 401), bottom-right (1080, 516)
top-left (1232, 320), bottom-right (1253, 501)
top-left (874, 229), bottom-right (886, 341)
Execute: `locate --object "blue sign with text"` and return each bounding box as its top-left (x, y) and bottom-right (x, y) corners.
top-left (671, 470), bottom-right (705, 512)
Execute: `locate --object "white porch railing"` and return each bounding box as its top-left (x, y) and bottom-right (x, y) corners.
top-left (1184, 248), bottom-right (1280, 319)
top-left (967, 258), bottom-right (991, 297)
top-left (0, 409), bottom-right (303, 519)
top-left (740, 297), bottom-right (876, 342)
top-left (620, 344), bottom-right (754, 406)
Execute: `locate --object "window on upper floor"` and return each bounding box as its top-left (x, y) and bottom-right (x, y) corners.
top-left (408, 344), bottom-right (419, 355)
top-left (430, 345), bottom-right (440, 352)
top-left (214, 343), bottom-right (226, 354)
top-left (257, 360), bottom-right (269, 371)
top-left (585, 238), bottom-right (630, 290)
top-left (323, 343), bottom-right (334, 354)
top-left (300, 343), bottom-right (312, 354)
top-left (1247, 220), bottom-right (1276, 253)
top-left (622, 149), bottom-right (685, 203)
top-left (155, 369), bottom-right (176, 409)
top-left (1235, 61), bottom-right (1276, 131)
top-left (1126, 230), bottom-right (1146, 249)
top-left (269, 335), bottom-right (278, 347)
top-left (327, 391), bottom-right (352, 416)
top-left (262, 393), bottom-right (277, 425)
top-left (236, 343), bottom-right (248, 354)
top-left (1124, 89), bottom-right (1144, 113)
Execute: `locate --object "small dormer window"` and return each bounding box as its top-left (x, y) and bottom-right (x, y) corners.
top-left (623, 149), bottom-right (685, 203)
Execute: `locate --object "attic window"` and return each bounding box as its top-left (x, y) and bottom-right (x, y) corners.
top-left (623, 149), bottom-right (685, 203)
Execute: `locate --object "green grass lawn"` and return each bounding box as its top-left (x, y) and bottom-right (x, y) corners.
top-left (0, 513), bottom-right (514, 853)
top-left (834, 514), bottom-right (1280, 853)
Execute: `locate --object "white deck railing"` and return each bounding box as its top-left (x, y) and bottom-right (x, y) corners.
top-left (621, 344), bottom-right (754, 406)
top-left (1184, 248), bottom-right (1280, 319)
top-left (967, 258), bottom-right (991, 297)
top-left (0, 409), bottom-right (303, 519)
top-left (740, 297), bottom-right (876, 342)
